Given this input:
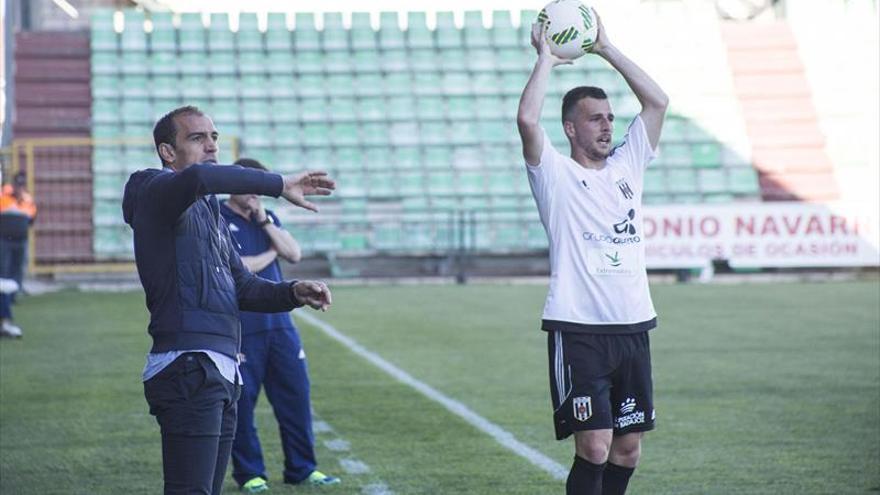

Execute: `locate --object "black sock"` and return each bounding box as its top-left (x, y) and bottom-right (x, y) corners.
top-left (566, 455), bottom-right (605, 495)
top-left (602, 462), bottom-right (635, 495)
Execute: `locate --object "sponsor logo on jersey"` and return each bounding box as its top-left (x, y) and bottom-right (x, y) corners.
top-left (604, 251), bottom-right (622, 267)
top-left (614, 397), bottom-right (646, 429)
top-left (616, 178), bottom-right (634, 200)
top-left (613, 209), bottom-right (637, 235)
top-left (573, 396), bottom-right (592, 422)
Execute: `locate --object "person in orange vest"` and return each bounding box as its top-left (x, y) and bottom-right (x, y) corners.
top-left (0, 171), bottom-right (37, 338)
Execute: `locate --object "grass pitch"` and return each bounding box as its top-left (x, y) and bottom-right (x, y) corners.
top-left (1, 280), bottom-right (878, 494)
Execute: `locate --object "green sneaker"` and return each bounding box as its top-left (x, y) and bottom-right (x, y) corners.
top-left (306, 470), bottom-right (341, 486)
top-left (241, 477), bottom-right (269, 493)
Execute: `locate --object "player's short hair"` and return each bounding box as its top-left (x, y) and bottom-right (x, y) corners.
top-left (233, 157), bottom-right (268, 171)
top-left (153, 105), bottom-right (205, 166)
top-left (561, 86), bottom-right (608, 123)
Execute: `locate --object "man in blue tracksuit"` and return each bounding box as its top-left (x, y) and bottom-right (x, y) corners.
top-left (122, 106), bottom-right (335, 495)
top-left (221, 158), bottom-right (340, 493)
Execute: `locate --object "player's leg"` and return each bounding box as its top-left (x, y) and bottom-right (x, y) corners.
top-left (264, 327), bottom-right (319, 484)
top-left (604, 331), bottom-right (655, 495)
top-left (548, 331), bottom-right (616, 495)
top-left (231, 332), bottom-right (271, 488)
top-left (144, 353), bottom-right (233, 495)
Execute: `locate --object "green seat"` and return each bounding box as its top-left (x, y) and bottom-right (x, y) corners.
top-left (439, 48), bottom-right (467, 73)
top-left (239, 74), bottom-right (270, 98)
top-left (90, 9), bottom-right (118, 51)
top-left (301, 123), bottom-right (331, 146)
top-left (691, 143), bottom-right (721, 168)
top-left (408, 48), bottom-right (439, 73)
top-left (387, 96), bottom-right (416, 121)
top-left (121, 75), bottom-right (148, 98)
top-left (266, 51), bottom-right (294, 75)
top-left (237, 13), bottom-right (264, 52)
top-left (322, 12), bottom-right (348, 50)
top-left (242, 124), bottom-right (271, 147)
top-left (361, 123), bottom-right (389, 146)
top-left (468, 48), bottom-right (496, 72)
top-left (417, 96), bottom-right (444, 121)
top-left (728, 167), bottom-right (760, 195)
top-left (451, 122), bottom-right (479, 145)
top-left (475, 96), bottom-right (507, 120)
top-left (367, 172), bottom-right (395, 197)
top-left (121, 11), bottom-right (147, 52)
top-left (351, 12), bottom-right (376, 50)
top-left (381, 49), bottom-right (409, 72)
top-left (436, 12), bottom-right (462, 48)
top-left (447, 96), bottom-right (475, 120)
top-left (499, 72), bottom-right (526, 96)
top-left (478, 121), bottom-right (512, 145)
top-left (120, 98), bottom-right (152, 123)
top-left (335, 147), bottom-right (363, 171)
top-left (394, 147), bottom-right (420, 170)
top-left (424, 146), bottom-right (451, 169)
top-left (354, 74), bottom-right (383, 97)
top-left (241, 99), bottom-right (271, 124)
top-left (270, 124), bottom-right (298, 147)
top-left (661, 143), bottom-right (692, 167)
top-left (665, 168), bottom-right (699, 194)
top-left (663, 117), bottom-right (687, 143)
top-left (324, 50), bottom-right (350, 74)
top-left (379, 12), bottom-right (404, 49)
top-left (178, 13), bottom-right (206, 52)
top-left (372, 225), bottom-right (403, 250)
top-left (294, 51), bottom-right (323, 74)
top-left (699, 168), bottom-right (727, 194)
top-left (326, 74), bottom-right (355, 97)
top-left (210, 99), bottom-right (240, 126)
top-left (464, 11), bottom-right (490, 48)
top-left (266, 13), bottom-right (291, 50)
top-left (420, 123), bottom-right (448, 145)
top-left (519, 9), bottom-right (539, 39)
top-left (208, 75), bottom-right (235, 99)
top-left (643, 168), bottom-right (667, 195)
top-left (297, 74), bottom-right (325, 98)
top-left (413, 73), bottom-right (441, 96)
top-left (496, 48), bottom-right (527, 72)
top-left (332, 124), bottom-right (360, 146)
top-left (491, 11), bottom-right (519, 48)
top-left (337, 171), bottom-right (366, 197)
top-left (406, 12), bottom-right (434, 49)
top-left (208, 13), bottom-right (234, 51)
top-left (389, 123), bottom-right (420, 146)
top-left (121, 51), bottom-right (148, 76)
top-left (704, 193), bottom-right (734, 203)
top-left (383, 73), bottom-right (411, 96)
top-left (92, 99), bottom-right (119, 124)
top-left (458, 171), bottom-right (485, 195)
top-left (149, 12), bottom-right (176, 52)
top-left (147, 50), bottom-right (177, 76)
top-left (398, 171), bottom-right (425, 195)
top-left (328, 97), bottom-right (357, 122)
top-left (442, 73), bottom-right (471, 95)
top-left (427, 171), bottom-right (455, 195)
top-left (298, 97), bottom-right (326, 123)
top-left (294, 13), bottom-right (320, 51)
top-left (207, 52), bottom-right (236, 76)
top-left (353, 50), bottom-right (381, 74)
top-left (357, 97), bottom-right (385, 122)
top-left (364, 147), bottom-right (391, 171)
top-left (471, 73), bottom-right (500, 96)
top-left (178, 51), bottom-right (207, 75)
top-left (91, 52), bottom-right (119, 76)
top-left (488, 171), bottom-right (516, 193)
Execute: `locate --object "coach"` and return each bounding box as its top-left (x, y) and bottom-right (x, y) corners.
top-left (122, 106), bottom-right (334, 495)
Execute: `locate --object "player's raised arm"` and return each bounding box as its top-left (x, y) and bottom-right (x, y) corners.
top-left (591, 14), bottom-right (669, 149)
top-left (517, 23), bottom-right (572, 166)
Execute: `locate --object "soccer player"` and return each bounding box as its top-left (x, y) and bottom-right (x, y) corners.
top-left (122, 106), bottom-right (334, 495)
top-left (516, 14), bottom-right (668, 495)
top-left (220, 158), bottom-right (340, 493)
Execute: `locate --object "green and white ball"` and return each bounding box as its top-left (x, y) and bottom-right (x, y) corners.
top-left (537, 0), bottom-right (598, 60)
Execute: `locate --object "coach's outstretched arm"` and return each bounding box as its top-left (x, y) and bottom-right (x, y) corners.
top-left (591, 14), bottom-right (669, 149)
top-left (517, 23), bottom-right (572, 166)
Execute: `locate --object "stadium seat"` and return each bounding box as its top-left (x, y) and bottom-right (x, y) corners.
top-left (267, 51), bottom-right (295, 75)
top-left (178, 51), bottom-right (207, 75)
top-left (467, 48), bottom-right (497, 72)
top-left (322, 12), bottom-right (348, 51)
top-left (357, 97), bottom-right (386, 122)
top-left (237, 13), bottom-right (264, 52)
top-left (361, 123), bottom-right (389, 146)
top-left (121, 75), bottom-right (149, 98)
top-left (350, 12), bottom-right (376, 50)
top-left (387, 96), bottom-right (416, 121)
top-left (90, 8), bottom-right (118, 51)
top-left (325, 50), bottom-right (352, 74)
top-left (207, 51), bottom-right (236, 76)
top-left (121, 51), bottom-right (148, 76)
top-left (699, 168), bottom-right (727, 194)
top-left (379, 12), bottom-right (404, 49)
top-left (266, 13), bottom-right (292, 50)
top-left (408, 48), bottom-right (439, 73)
top-left (447, 96), bottom-right (475, 120)
top-left (458, 171), bottom-right (486, 195)
top-left (121, 11), bottom-right (147, 52)
top-left (332, 123), bottom-right (360, 146)
top-left (436, 12), bottom-right (462, 48)
top-left (491, 11), bottom-right (519, 48)
top-left (728, 167), bottom-right (760, 195)
top-left (691, 143), bottom-right (722, 168)
top-left (327, 97), bottom-right (357, 122)
top-left (149, 12), bottom-right (176, 52)
top-left (441, 73), bottom-right (471, 95)
top-left (241, 99), bottom-right (272, 124)
top-left (367, 172), bottom-right (395, 197)
top-left (91, 75), bottom-right (119, 99)
top-left (294, 13), bottom-right (320, 51)
top-left (353, 49), bottom-right (381, 74)
top-left (271, 124), bottom-right (300, 147)
top-left (208, 14), bottom-right (234, 51)
top-left (394, 147), bottom-right (420, 170)
top-left (464, 11), bottom-right (490, 48)
top-left (413, 73), bottom-right (442, 96)
top-left (406, 12), bottom-right (434, 49)
top-left (389, 123), bottom-right (420, 146)
top-left (91, 52), bottom-right (119, 76)
top-left (178, 13), bottom-right (206, 52)
top-left (381, 49), bottom-right (409, 72)
top-left (666, 168), bottom-right (699, 194)
top-left (398, 171), bottom-right (425, 196)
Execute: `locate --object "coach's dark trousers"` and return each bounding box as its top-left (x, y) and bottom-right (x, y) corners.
top-left (144, 352), bottom-right (240, 495)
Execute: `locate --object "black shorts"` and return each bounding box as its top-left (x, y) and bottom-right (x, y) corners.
top-left (547, 330), bottom-right (655, 440)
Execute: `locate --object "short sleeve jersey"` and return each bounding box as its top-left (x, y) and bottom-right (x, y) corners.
top-left (219, 201), bottom-right (295, 334)
top-left (526, 116), bottom-right (658, 334)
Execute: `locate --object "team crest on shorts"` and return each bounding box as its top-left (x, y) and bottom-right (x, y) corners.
top-left (573, 396), bottom-right (592, 422)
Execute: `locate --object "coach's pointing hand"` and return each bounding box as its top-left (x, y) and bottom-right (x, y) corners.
top-left (292, 280), bottom-right (332, 311)
top-left (281, 171), bottom-right (336, 212)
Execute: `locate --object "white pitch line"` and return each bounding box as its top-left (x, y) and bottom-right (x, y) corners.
top-left (324, 438), bottom-right (351, 452)
top-left (296, 311), bottom-right (568, 481)
top-left (339, 458), bottom-right (372, 474)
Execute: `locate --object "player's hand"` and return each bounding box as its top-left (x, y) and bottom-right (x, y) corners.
top-left (281, 171), bottom-right (336, 212)
top-left (531, 22), bottom-right (573, 67)
top-left (244, 195), bottom-right (268, 223)
top-left (292, 280), bottom-right (332, 311)
top-left (591, 11), bottom-right (611, 55)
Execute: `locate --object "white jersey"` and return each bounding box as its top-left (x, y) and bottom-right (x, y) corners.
top-left (527, 116), bottom-right (657, 334)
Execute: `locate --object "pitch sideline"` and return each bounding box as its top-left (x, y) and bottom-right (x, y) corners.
top-left (295, 311), bottom-right (568, 481)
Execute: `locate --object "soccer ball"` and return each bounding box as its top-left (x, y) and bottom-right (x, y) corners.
top-left (537, 0), bottom-right (598, 60)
